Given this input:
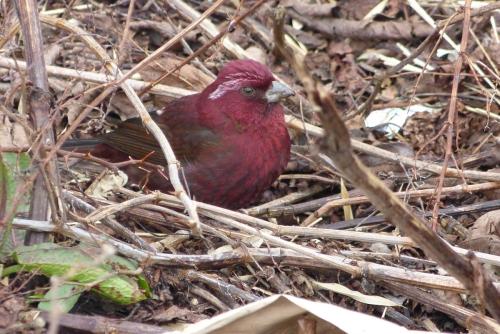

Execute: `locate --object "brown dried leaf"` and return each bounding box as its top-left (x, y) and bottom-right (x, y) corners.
top-left (0, 297), bottom-right (26, 328)
top-left (0, 116), bottom-right (29, 150)
top-left (152, 305), bottom-right (206, 323)
top-left (459, 209), bottom-right (500, 255)
top-left (328, 41), bottom-right (353, 56)
top-left (138, 55), bottom-right (213, 92)
top-left (282, 0), bottom-right (337, 16)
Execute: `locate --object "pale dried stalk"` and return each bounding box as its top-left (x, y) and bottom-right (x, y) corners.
top-left (407, 0), bottom-right (497, 93)
top-left (37, 15), bottom-right (202, 236)
top-left (84, 193), bottom-right (161, 224)
top-left (285, 115), bottom-right (500, 182)
top-left (12, 218), bottom-right (500, 293)
top-left (0, 56), bottom-right (193, 98)
top-left (168, 0), bottom-right (248, 59)
top-left (274, 4), bottom-right (500, 318)
top-left (302, 181), bottom-right (500, 226)
top-left (2, 55), bottom-right (498, 184)
top-left (116, 0), bottom-right (226, 83)
top-left (117, 188), bottom-right (500, 268)
top-left (246, 185), bottom-right (326, 214)
top-left (202, 211), bottom-right (359, 275)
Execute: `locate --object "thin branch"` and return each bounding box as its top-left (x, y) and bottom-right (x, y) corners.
top-left (0, 56), bottom-right (193, 98)
top-left (115, 0), bottom-right (226, 84)
top-left (62, 191), bottom-right (154, 251)
top-left (301, 182), bottom-right (500, 226)
top-left (37, 15), bottom-right (202, 236)
top-left (12, 218), bottom-right (500, 294)
top-left (352, 1), bottom-right (500, 118)
top-left (285, 115), bottom-right (500, 182)
top-left (432, 0), bottom-right (473, 230)
top-left (12, 0), bottom-right (64, 245)
top-left (273, 5), bottom-right (500, 321)
top-left (117, 188), bottom-right (500, 268)
top-left (137, 0), bottom-right (268, 96)
top-left (116, 0), bottom-right (136, 66)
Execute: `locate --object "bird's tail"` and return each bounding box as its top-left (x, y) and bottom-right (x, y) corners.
top-left (62, 138), bottom-right (103, 150)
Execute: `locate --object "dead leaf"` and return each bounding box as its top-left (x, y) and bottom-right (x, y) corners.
top-left (84, 169), bottom-right (128, 199)
top-left (138, 55), bottom-right (213, 92)
top-left (327, 41), bottom-right (353, 56)
top-left (0, 296), bottom-right (25, 328)
top-left (152, 305), bottom-right (206, 323)
top-left (245, 46), bottom-right (267, 65)
top-left (459, 209), bottom-right (500, 255)
top-left (0, 115), bottom-right (29, 150)
top-left (282, 0), bottom-right (337, 16)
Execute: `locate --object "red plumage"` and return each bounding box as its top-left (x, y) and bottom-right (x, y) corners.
top-left (88, 60), bottom-right (293, 209)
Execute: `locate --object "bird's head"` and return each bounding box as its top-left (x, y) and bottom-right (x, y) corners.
top-left (200, 60), bottom-right (294, 130)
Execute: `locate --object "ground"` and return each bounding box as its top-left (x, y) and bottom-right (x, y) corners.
top-left (0, 0), bottom-right (499, 333)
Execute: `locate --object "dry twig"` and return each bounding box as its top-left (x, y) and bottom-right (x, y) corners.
top-left (38, 15), bottom-right (203, 236)
top-left (273, 5), bottom-right (500, 321)
top-left (431, 0), bottom-right (472, 230)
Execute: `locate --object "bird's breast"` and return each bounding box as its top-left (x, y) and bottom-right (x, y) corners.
top-left (184, 127), bottom-right (290, 209)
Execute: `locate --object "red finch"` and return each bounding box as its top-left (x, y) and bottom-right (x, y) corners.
top-left (70, 60), bottom-right (293, 209)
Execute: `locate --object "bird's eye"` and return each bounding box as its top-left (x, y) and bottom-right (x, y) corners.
top-left (240, 87), bottom-right (255, 96)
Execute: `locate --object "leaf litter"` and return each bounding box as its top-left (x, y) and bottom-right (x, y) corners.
top-left (0, 0), bottom-right (499, 333)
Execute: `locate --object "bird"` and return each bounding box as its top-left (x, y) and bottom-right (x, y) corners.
top-left (69, 59), bottom-right (294, 209)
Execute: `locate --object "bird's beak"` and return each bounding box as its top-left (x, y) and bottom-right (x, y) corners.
top-left (265, 81), bottom-right (295, 103)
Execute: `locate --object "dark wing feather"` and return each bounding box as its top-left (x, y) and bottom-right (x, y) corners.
top-left (100, 95), bottom-right (220, 166)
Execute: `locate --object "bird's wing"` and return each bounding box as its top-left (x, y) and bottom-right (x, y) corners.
top-left (101, 95), bottom-right (220, 166)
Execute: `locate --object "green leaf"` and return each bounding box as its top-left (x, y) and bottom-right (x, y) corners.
top-left (107, 254), bottom-right (152, 298)
top-left (38, 284), bottom-right (83, 313)
top-left (13, 243), bottom-right (95, 277)
top-left (2, 264), bottom-right (24, 276)
top-left (13, 243), bottom-right (148, 306)
top-left (28, 293), bottom-right (45, 300)
top-left (93, 274), bottom-right (148, 305)
top-left (137, 274), bottom-right (152, 298)
top-left (0, 152), bottom-right (31, 214)
top-left (0, 152), bottom-right (31, 261)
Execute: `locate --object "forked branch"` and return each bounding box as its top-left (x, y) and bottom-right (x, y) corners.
top-left (273, 6), bottom-right (500, 321)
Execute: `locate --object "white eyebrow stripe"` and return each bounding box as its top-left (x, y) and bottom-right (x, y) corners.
top-left (208, 78), bottom-right (246, 100)
top-left (208, 71), bottom-right (268, 100)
